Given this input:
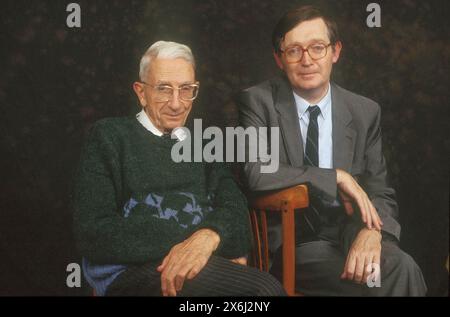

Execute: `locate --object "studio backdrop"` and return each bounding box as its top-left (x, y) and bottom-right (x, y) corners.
top-left (0, 0), bottom-right (448, 295)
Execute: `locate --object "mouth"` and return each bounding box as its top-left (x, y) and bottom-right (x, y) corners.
top-left (163, 113), bottom-right (185, 119)
top-left (297, 72), bottom-right (319, 81)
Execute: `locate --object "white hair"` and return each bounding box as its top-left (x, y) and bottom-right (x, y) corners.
top-left (139, 41), bottom-right (195, 81)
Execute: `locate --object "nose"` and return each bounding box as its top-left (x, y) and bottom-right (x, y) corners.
top-left (300, 49), bottom-right (313, 66)
top-left (167, 89), bottom-right (183, 112)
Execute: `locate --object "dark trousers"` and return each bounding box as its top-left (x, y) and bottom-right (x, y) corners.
top-left (106, 255), bottom-right (286, 296)
top-left (270, 221), bottom-right (428, 296)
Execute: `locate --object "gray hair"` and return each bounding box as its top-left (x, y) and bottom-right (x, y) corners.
top-left (139, 41), bottom-right (196, 81)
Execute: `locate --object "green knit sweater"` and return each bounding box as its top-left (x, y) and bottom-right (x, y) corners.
top-left (72, 116), bottom-right (251, 265)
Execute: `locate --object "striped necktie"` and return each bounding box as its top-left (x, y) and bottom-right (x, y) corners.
top-left (298, 105), bottom-right (323, 239)
top-left (304, 105), bottom-right (321, 167)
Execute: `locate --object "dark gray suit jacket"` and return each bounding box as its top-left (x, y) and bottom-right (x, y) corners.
top-left (237, 75), bottom-right (401, 243)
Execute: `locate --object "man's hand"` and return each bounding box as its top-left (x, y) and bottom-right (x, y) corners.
top-left (230, 257), bottom-right (247, 266)
top-left (341, 228), bottom-right (382, 284)
top-left (157, 229), bottom-right (220, 296)
top-left (336, 169), bottom-right (383, 230)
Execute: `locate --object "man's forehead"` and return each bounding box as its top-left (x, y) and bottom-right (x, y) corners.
top-left (283, 18), bottom-right (330, 46)
top-left (150, 58), bottom-right (194, 72)
top-left (148, 58), bottom-right (195, 82)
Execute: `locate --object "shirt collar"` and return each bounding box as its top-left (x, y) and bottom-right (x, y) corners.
top-left (136, 109), bottom-right (163, 137)
top-left (293, 83), bottom-right (332, 121)
top-left (136, 109), bottom-right (187, 141)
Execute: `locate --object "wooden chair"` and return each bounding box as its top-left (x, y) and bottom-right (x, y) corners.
top-left (249, 184), bottom-right (309, 296)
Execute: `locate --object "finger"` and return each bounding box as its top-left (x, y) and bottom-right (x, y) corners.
top-left (366, 204), bottom-right (373, 229)
top-left (160, 255), bottom-right (180, 297)
top-left (339, 190), bottom-right (350, 203)
top-left (187, 258), bottom-right (208, 280)
top-left (373, 252), bottom-right (381, 266)
top-left (372, 253), bottom-right (381, 284)
top-left (343, 200), bottom-right (354, 216)
top-left (360, 197), bottom-right (371, 229)
top-left (362, 254), bottom-right (374, 285)
top-left (231, 257), bottom-right (247, 265)
top-left (341, 258), bottom-right (348, 280)
top-left (373, 205), bottom-right (384, 229)
top-left (378, 209), bottom-right (384, 226)
top-left (345, 180), bottom-right (363, 219)
top-left (354, 255), bottom-right (365, 284)
top-left (341, 248), bottom-right (353, 279)
top-left (361, 195), bottom-right (373, 229)
top-left (161, 273), bottom-right (168, 296)
top-left (356, 196), bottom-right (368, 225)
top-left (169, 250), bottom-right (200, 294)
top-left (160, 261), bottom-right (176, 296)
top-left (238, 257), bottom-right (248, 266)
top-left (371, 205), bottom-right (382, 231)
top-left (362, 194), bottom-right (373, 229)
top-left (186, 266), bottom-right (200, 280)
top-left (157, 255), bottom-right (170, 272)
top-left (175, 265), bottom-right (191, 292)
top-left (341, 255), bottom-right (349, 279)
top-left (167, 276), bottom-right (177, 297)
top-left (366, 199), bottom-right (380, 230)
top-left (163, 265), bottom-right (178, 297)
top-left (344, 252), bottom-right (357, 281)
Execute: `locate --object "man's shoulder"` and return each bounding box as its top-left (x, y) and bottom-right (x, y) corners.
top-left (237, 76), bottom-right (285, 108)
top-left (92, 116), bottom-right (135, 132)
top-left (241, 76), bottom-right (286, 95)
top-left (332, 84), bottom-right (382, 124)
top-left (88, 116), bottom-right (137, 142)
top-left (241, 78), bottom-right (274, 94)
top-left (332, 83), bottom-right (380, 112)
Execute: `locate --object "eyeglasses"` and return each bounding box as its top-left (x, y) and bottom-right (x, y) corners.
top-left (141, 82), bottom-right (200, 102)
top-left (280, 43), bottom-right (332, 63)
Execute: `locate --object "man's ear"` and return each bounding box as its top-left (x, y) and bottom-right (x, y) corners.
top-left (133, 82), bottom-right (146, 107)
top-left (332, 41), bottom-right (342, 64)
top-left (273, 51), bottom-right (284, 70)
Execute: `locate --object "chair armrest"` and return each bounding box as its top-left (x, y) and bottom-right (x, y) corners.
top-left (251, 184), bottom-right (309, 211)
top-left (249, 184), bottom-right (309, 296)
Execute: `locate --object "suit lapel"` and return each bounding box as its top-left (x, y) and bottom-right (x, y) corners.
top-left (331, 83), bottom-right (356, 172)
top-left (273, 76), bottom-right (304, 167)
top-left (272, 78), bottom-right (356, 171)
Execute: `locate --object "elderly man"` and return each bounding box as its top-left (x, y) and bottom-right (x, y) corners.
top-left (73, 41), bottom-right (285, 296)
top-left (238, 6), bottom-right (427, 296)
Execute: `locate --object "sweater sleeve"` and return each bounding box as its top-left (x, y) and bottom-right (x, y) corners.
top-left (196, 163), bottom-right (252, 259)
top-left (72, 121), bottom-right (188, 264)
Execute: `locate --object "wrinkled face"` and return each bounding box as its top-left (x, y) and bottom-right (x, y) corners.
top-left (133, 58), bottom-right (196, 133)
top-left (275, 18), bottom-right (341, 98)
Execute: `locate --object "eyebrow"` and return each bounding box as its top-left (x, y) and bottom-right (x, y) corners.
top-left (284, 39), bottom-right (328, 48)
top-left (156, 80), bottom-right (195, 86)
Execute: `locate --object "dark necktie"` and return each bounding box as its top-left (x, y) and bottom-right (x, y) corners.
top-left (304, 105), bottom-right (321, 167)
top-left (298, 105), bottom-right (322, 240)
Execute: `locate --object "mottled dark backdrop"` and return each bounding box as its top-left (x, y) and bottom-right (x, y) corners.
top-left (0, 0), bottom-right (448, 295)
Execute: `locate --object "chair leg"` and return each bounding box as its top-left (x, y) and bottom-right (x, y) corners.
top-left (250, 210), bottom-right (263, 271)
top-left (281, 203), bottom-right (296, 296)
top-left (260, 210), bottom-right (270, 272)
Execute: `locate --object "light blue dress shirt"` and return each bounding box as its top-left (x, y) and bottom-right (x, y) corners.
top-left (293, 83), bottom-right (333, 169)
